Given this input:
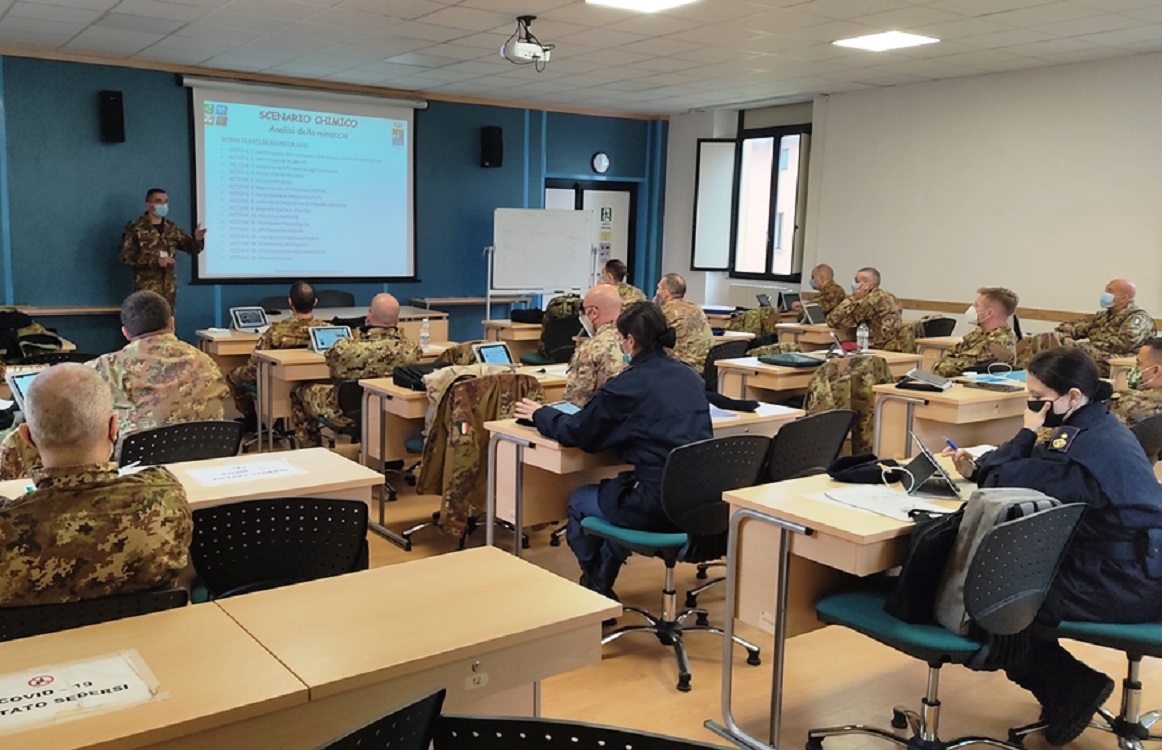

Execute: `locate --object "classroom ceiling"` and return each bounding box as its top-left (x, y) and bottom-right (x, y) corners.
top-left (2, 0), bottom-right (1162, 115)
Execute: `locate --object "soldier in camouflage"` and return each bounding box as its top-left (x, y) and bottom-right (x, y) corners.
top-left (804, 354), bottom-right (895, 455)
top-left (1111, 337), bottom-right (1162, 428)
top-left (227, 280), bottom-right (326, 424)
top-left (120, 188), bottom-right (206, 310)
top-left (795, 264), bottom-right (847, 315)
top-left (1056, 278), bottom-right (1155, 377)
top-left (290, 293), bottom-right (421, 446)
top-left (0, 364), bottom-right (191, 606)
top-left (655, 272), bottom-right (713, 370)
top-left (933, 287), bottom-right (1019, 377)
top-left (826, 266), bottom-right (916, 353)
top-left (565, 284), bottom-right (627, 406)
top-left (601, 258), bottom-right (647, 305)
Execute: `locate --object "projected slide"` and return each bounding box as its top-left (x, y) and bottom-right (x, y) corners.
top-left (188, 80), bottom-right (417, 281)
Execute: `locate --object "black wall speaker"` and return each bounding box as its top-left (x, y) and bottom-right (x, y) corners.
top-left (481, 125), bottom-right (503, 168)
top-left (99, 90), bottom-right (125, 144)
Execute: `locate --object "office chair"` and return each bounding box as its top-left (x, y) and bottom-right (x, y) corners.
top-left (20, 351), bottom-right (97, 364)
top-left (702, 339), bottom-right (749, 391)
top-left (321, 689), bottom-right (446, 750)
top-left (685, 410), bottom-right (854, 616)
top-left (315, 289), bottom-right (356, 308)
top-left (257, 295), bottom-right (286, 311)
top-left (116, 420), bottom-right (243, 467)
top-left (580, 435), bottom-right (770, 692)
top-left (1131, 414), bottom-right (1162, 463)
top-left (0, 589), bottom-right (189, 642)
top-left (520, 317), bottom-right (583, 366)
top-left (317, 381), bottom-right (364, 448)
top-left (434, 715), bottom-right (724, 749)
top-left (920, 317), bottom-right (957, 338)
top-left (239, 380), bottom-right (297, 451)
top-left (190, 497), bottom-right (369, 600)
top-left (805, 503), bottom-right (1084, 750)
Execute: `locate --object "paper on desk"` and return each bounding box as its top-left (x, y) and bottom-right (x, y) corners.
top-left (709, 404), bottom-right (739, 420)
top-left (186, 459), bottom-right (308, 486)
top-left (0, 398), bottom-right (13, 410)
top-left (541, 363), bottom-right (569, 376)
top-left (754, 403), bottom-right (799, 417)
top-left (964, 445), bottom-right (996, 459)
top-left (813, 486), bottom-right (953, 523)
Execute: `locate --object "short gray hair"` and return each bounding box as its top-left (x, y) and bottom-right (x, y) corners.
top-left (660, 273), bottom-right (687, 298)
top-left (121, 290), bottom-right (171, 336)
top-left (857, 266), bottom-right (881, 285)
top-left (24, 364), bottom-right (114, 452)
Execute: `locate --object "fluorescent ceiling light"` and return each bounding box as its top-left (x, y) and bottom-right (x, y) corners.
top-left (585, 0), bottom-right (698, 12)
top-left (833, 31), bottom-right (940, 52)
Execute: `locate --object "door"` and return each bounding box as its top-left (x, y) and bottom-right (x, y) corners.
top-left (544, 180), bottom-right (638, 287)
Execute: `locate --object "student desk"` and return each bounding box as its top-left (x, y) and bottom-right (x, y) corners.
top-left (714, 330), bottom-right (755, 343)
top-left (269, 306), bottom-right (450, 343)
top-left (716, 351), bottom-right (923, 402)
top-left (707, 467), bottom-right (966, 748)
top-left (775, 323), bottom-right (838, 351)
top-left (1111, 355), bottom-right (1135, 391)
top-left (872, 381), bottom-right (1026, 459)
top-left (483, 405), bottom-right (804, 557)
top-left (481, 319), bottom-right (543, 359)
top-left (196, 330), bottom-right (451, 377)
top-left (915, 335), bottom-right (962, 372)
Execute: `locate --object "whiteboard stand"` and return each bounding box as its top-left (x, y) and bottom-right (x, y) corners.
top-left (485, 244), bottom-right (596, 321)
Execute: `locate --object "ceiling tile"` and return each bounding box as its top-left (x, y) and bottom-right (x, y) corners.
top-left (1124, 5), bottom-right (1162, 21)
top-left (94, 13), bottom-right (185, 34)
top-left (336, 0), bottom-right (443, 19)
top-left (418, 6), bottom-right (514, 31)
top-left (377, 19), bottom-right (469, 42)
top-left (787, 0), bottom-right (912, 21)
top-left (1069, 0), bottom-right (1160, 10)
top-left (959, 28), bottom-right (1058, 47)
top-left (926, 0), bottom-right (1056, 15)
top-left (1079, 22), bottom-right (1162, 44)
top-left (112, 0), bottom-right (212, 21)
top-left (7, 1), bottom-right (102, 23)
top-left (980, 1), bottom-right (1103, 27)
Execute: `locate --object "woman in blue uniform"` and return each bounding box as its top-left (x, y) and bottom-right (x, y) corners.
top-left (947, 348), bottom-right (1162, 745)
top-left (513, 301), bottom-right (712, 598)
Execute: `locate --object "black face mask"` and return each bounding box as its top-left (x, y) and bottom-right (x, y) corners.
top-left (1028, 398), bottom-right (1067, 428)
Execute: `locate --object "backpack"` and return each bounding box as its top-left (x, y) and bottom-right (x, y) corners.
top-left (393, 362), bottom-right (441, 391)
top-left (884, 507), bottom-right (965, 623)
top-left (0, 310), bottom-right (63, 362)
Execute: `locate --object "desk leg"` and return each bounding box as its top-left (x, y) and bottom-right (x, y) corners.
top-left (872, 393), bottom-right (925, 459)
top-left (486, 432), bottom-right (530, 558)
top-left (256, 360), bottom-right (267, 453)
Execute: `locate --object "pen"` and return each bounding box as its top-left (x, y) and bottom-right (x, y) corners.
top-left (944, 437), bottom-right (959, 452)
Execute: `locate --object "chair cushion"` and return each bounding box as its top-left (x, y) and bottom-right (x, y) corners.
top-left (580, 516), bottom-right (688, 558)
top-left (1054, 620), bottom-right (1162, 658)
top-left (816, 589), bottom-right (982, 664)
top-left (405, 435), bottom-right (425, 454)
top-left (520, 352), bottom-right (551, 366)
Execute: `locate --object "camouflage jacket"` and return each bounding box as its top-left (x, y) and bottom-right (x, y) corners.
top-left (564, 322), bottom-right (626, 406)
top-left (1111, 387), bottom-right (1162, 428)
top-left (661, 297), bottom-right (713, 370)
top-left (1055, 304), bottom-right (1155, 357)
top-left (726, 308), bottom-right (779, 336)
top-left (326, 326), bottom-right (421, 381)
top-left (0, 429), bottom-right (40, 480)
top-left (614, 282), bottom-right (647, 305)
top-left (826, 288), bottom-right (916, 353)
top-left (805, 355), bottom-right (895, 455)
top-left (247, 316), bottom-right (326, 366)
top-left (435, 340), bottom-right (487, 366)
top-left (0, 463), bottom-right (192, 606)
top-left (544, 294), bottom-right (583, 322)
top-left (91, 331), bottom-right (228, 434)
top-left (422, 363), bottom-right (511, 436)
top-left (814, 281), bottom-right (847, 314)
top-left (120, 214), bottom-right (202, 295)
top-left (932, 326), bottom-right (1017, 378)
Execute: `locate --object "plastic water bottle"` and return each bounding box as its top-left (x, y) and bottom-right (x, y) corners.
top-left (420, 318), bottom-right (431, 349)
top-left (856, 322), bottom-right (870, 352)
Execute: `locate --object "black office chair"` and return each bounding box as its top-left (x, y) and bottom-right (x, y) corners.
top-left (317, 381), bottom-right (363, 447)
top-left (257, 295), bottom-right (286, 311)
top-left (434, 715), bottom-right (723, 749)
top-left (702, 339), bottom-right (749, 391)
top-left (521, 317), bottom-right (583, 365)
top-left (1013, 313), bottom-right (1024, 340)
top-left (580, 436), bottom-right (770, 692)
top-left (316, 289), bottom-right (356, 308)
top-left (920, 317), bottom-right (957, 338)
top-left (321, 689), bottom-right (446, 750)
top-left (191, 498), bottom-right (369, 600)
top-left (1132, 414), bottom-right (1162, 463)
top-left (20, 351), bottom-right (98, 364)
top-left (0, 589), bottom-right (189, 642)
top-left (116, 420), bottom-right (244, 467)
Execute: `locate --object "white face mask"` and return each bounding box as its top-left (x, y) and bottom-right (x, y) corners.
top-left (579, 313), bottom-right (595, 338)
top-left (965, 305), bottom-right (979, 326)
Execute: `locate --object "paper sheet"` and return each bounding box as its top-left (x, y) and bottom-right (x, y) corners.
top-left (812, 486), bottom-right (955, 522)
top-left (709, 405), bottom-right (739, 420)
top-left (186, 459), bottom-right (308, 486)
top-left (754, 403), bottom-right (800, 417)
top-left (964, 444), bottom-right (996, 458)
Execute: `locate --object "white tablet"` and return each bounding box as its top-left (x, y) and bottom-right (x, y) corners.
top-left (472, 342), bottom-right (514, 365)
top-left (229, 306), bottom-right (269, 332)
top-left (309, 326), bottom-right (352, 353)
top-left (5, 367), bottom-right (47, 412)
top-left (801, 302), bottom-right (827, 325)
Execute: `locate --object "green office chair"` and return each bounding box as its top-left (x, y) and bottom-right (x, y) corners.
top-left (805, 503), bottom-right (1084, 750)
top-left (580, 435), bottom-right (770, 692)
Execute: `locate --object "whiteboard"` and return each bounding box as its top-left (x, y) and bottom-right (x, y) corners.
top-left (492, 208), bottom-right (594, 291)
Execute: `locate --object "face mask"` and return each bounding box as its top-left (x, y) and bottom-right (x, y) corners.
top-left (1028, 396), bottom-right (1069, 427)
top-left (850, 282), bottom-right (860, 293)
top-left (809, 278), bottom-right (819, 291)
top-left (151, 203), bottom-right (169, 218)
top-left (622, 353), bottom-right (631, 364)
top-left (579, 314), bottom-right (595, 338)
top-left (1128, 366), bottom-right (1145, 390)
top-left (964, 305), bottom-right (979, 326)
top-left (1100, 292), bottom-right (1115, 309)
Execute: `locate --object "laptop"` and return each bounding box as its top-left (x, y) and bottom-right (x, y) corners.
top-left (903, 432), bottom-right (962, 498)
top-left (756, 293), bottom-right (772, 308)
top-left (801, 302), bottom-right (827, 325)
top-left (229, 306), bottom-right (269, 333)
top-left (5, 366), bottom-right (47, 411)
top-left (778, 291), bottom-right (800, 312)
top-left (471, 341), bottom-right (515, 365)
top-left (308, 326), bottom-right (352, 353)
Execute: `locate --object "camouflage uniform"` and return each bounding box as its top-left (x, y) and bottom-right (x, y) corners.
top-left (436, 340), bottom-right (487, 366)
top-left (120, 214), bottom-right (203, 310)
top-left (91, 331), bottom-right (229, 435)
top-left (932, 326), bottom-right (1017, 378)
top-left (726, 308), bottom-right (778, 336)
top-left (814, 280), bottom-right (847, 315)
top-left (289, 327), bottom-right (421, 447)
top-left (0, 463), bottom-right (192, 606)
top-left (614, 282), bottom-right (647, 306)
top-left (805, 354), bottom-right (895, 455)
top-left (227, 316), bottom-right (325, 419)
top-left (661, 297), bottom-right (713, 370)
top-left (1055, 305), bottom-right (1156, 376)
top-left (0, 429), bottom-right (41, 480)
top-left (1016, 332), bottom-right (1062, 370)
top-left (749, 342), bottom-right (803, 357)
top-left (826, 288), bottom-right (916, 353)
top-left (563, 321), bottom-right (626, 406)
top-left (1111, 388), bottom-right (1162, 428)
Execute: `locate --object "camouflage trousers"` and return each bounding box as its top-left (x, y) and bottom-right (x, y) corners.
top-left (226, 363), bottom-right (258, 419)
top-left (289, 383), bottom-right (349, 447)
top-left (134, 270), bottom-right (177, 311)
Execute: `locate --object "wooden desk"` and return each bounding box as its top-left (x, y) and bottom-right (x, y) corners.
top-left (872, 381), bottom-right (1026, 459)
top-left (253, 349), bottom-right (329, 452)
top-left (717, 351), bottom-right (923, 402)
top-left (266, 307), bottom-right (451, 343)
top-left (1111, 356), bottom-right (1135, 391)
top-left (916, 336), bottom-right (962, 372)
top-left (775, 323), bottom-right (840, 351)
top-left (412, 296), bottom-right (530, 308)
top-left (204, 548), bottom-right (620, 749)
top-left (714, 330), bottom-right (755, 343)
top-left (196, 329), bottom-right (260, 375)
top-left (483, 405), bottom-right (805, 556)
top-left (482, 319), bottom-right (543, 359)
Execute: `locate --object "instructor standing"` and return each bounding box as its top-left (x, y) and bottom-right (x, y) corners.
top-left (120, 188), bottom-right (206, 310)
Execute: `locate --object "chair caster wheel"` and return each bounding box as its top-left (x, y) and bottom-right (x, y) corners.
top-left (549, 535), bottom-right (561, 547)
top-left (695, 613), bottom-right (709, 627)
top-left (891, 710), bottom-right (908, 729)
top-left (677, 676), bottom-right (691, 693)
top-left (658, 633), bottom-right (676, 646)
top-left (1006, 730), bottom-right (1024, 746)
top-left (521, 535), bottom-right (530, 550)
top-left (696, 567), bottom-right (708, 580)
top-left (406, 476), bottom-right (416, 486)
top-left (806, 739), bottom-right (823, 750)
top-left (684, 594), bottom-right (697, 609)
top-left (746, 650), bottom-right (761, 666)
top-left (386, 492), bottom-right (398, 503)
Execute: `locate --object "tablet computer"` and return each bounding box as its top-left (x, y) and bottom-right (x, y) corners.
top-left (778, 291), bottom-right (800, 312)
top-left (472, 341), bottom-right (514, 365)
top-left (904, 432), bottom-right (962, 498)
top-left (229, 306), bottom-right (269, 332)
top-left (801, 302), bottom-right (827, 325)
top-left (5, 366), bottom-right (47, 412)
top-left (308, 326), bottom-right (352, 353)
top-left (756, 293), bottom-right (772, 308)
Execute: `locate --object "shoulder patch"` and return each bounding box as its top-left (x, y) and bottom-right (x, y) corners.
top-left (1047, 425), bottom-right (1080, 452)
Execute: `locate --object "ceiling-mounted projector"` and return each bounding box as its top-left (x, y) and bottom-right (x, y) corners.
top-left (501, 15), bottom-right (553, 71)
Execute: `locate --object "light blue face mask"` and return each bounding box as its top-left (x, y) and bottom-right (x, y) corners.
top-left (622, 354), bottom-right (631, 364)
top-left (1100, 292), bottom-right (1115, 309)
top-left (850, 282), bottom-right (860, 293)
top-left (809, 278), bottom-right (819, 291)
top-left (151, 203), bottom-right (169, 218)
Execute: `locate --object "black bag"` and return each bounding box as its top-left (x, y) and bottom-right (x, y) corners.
top-left (392, 362), bottom-right (440, 391)
top-left (511, 308), bottom-right (544, 324)
top-left (827, 454), bottom-right (902, 484)
top-left (758, 352), bottom-right (823, 368)
top-left (883, 507), bottom-right (965, 623)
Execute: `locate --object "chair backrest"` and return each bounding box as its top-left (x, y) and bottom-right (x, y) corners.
top-left (1012, 313), bottom-right (1023, 340)
top-left (1132, 413), bottom-right (1162, 463)
top-left (661, 435), bottom-right (771, 537)
top-left (257, 296), bottom-right (286, 310)
top-left (0, 588), bottom-right (188, 642)
top-left (805, 355), bottom-right (894, 455)
top-left (702, 339), bottom-right (750, 391)
top-left (767, 409), bottom-right (855, 482)
top-left (191, 498), bottom-right (369, 599)
top-left (921, 317), bottom-right (957, 338)
top-left (316, 289), bottom-right (356, 308)
top-left (437, 341), bottom-right (487, 366)
top-left (434, 715), bottom-right (723, 750)
top-left (116, 420), bottom-right (244, 467)
top-left (20, 351), bottom-right (97, 365)
top-left (322, 690), bottom-right (446, 750)
top-left (964, 503), bottom-right (1084, 635)
top-left (335, 380), bottom-right (365, 429)
top-left (540, 316), bottom-right (583, 362)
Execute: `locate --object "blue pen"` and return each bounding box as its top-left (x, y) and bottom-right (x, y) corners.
top-left (944, 437), bottom-right (959, 452)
